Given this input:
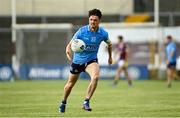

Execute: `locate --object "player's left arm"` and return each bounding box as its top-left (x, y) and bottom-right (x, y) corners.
top-left (105, 39), bottom-right (113, 65)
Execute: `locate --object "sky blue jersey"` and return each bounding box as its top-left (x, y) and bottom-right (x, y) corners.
top-left (166, 42), bottom-right (177, 63)
top-left (72, 25), bottom-right (109, 64)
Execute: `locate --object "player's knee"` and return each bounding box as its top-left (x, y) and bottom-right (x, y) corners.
top-left (92, 74), bottom-right (99, 80)
top-left (91, 75), bottom-right (99, 84)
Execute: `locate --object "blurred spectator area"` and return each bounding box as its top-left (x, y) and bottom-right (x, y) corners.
top-left (0, 0), bottom-right (180, 64)
top-left (0, 30), bottom-right (13, 64)
top-left (0, 0), bottom-right (180, 26)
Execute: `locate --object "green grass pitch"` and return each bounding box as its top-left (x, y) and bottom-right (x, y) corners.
top-left (0, 80), bottom-right (180, 117)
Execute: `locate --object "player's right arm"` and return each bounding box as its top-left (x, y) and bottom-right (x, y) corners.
top-left (66, 27), bottom-right (82, 62)
top-left (66, 28), bottom-right (81, 62)
top-left (66, 40), bottom-right (73, 62)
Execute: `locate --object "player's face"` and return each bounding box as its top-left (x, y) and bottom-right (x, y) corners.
top-left (166, 38), bottom-right (171, 44)
top-left (89, 15), bottom-right (100, 32)
top-left (119, 39), bottom-right (123, 43)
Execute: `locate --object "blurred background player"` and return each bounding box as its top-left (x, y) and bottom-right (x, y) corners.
top-left (113, 35), bottom-right (132, 86)
top-left (59, 8), bottom-right (113, 113)
top-left (165, 35), bottom-right (179, 88)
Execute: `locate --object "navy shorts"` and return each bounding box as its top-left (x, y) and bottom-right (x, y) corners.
top-left (70, 59), bottom-right (98, 74)
top-left (167, 61), bottom-right (176, 69)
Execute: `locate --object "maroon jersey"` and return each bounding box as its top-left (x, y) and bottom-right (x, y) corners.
top-left (116, 42), bottom-right (127, 60)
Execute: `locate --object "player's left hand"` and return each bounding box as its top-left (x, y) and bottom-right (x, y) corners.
top-left (108, 57), bottom-right (113, 65)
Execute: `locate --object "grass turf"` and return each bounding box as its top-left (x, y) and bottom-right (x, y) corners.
top-left (0, 80), bottom-right (180, 117)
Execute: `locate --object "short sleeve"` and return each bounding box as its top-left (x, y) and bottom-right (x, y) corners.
top-left (72, 29), bottom-right (81, 39)
top-left (103, 31), bottom-right (109, 42)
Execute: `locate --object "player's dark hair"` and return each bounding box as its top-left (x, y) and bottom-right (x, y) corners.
top-left (88, 8), bottom-right (102, 19)
top-left (167, 35), bottom-right (172, 40)
top-left (118, 35), bottom-right (123, 41)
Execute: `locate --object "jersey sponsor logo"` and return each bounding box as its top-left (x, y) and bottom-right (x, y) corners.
top-left (85, 44), bottom-right (97, 51)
